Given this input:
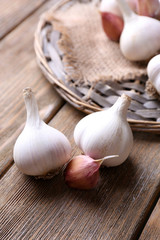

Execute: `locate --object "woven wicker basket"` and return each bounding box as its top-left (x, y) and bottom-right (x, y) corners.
top-left (34, 0), bottom-right (160, 133)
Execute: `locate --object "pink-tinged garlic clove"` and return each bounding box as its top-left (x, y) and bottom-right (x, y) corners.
top-left (64, 155), bottom-right (100, 190)
top-left (101, 12), bottom-right (124, 42)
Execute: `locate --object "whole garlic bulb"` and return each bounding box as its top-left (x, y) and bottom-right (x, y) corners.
top-left (99, 0), bottom-right (139, 17)
top-left (74, 94), bottom-right (133, 167)
top-left (100, 0), bottom-right (123, 16)
top-left (13, 88), bottom-right (71, 177)
top-left (147, 54), bottom-right (160, 94)
top-left (117, 0), bottom-right (160, 61)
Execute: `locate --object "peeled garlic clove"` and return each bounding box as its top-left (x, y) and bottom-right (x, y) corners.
top-left (147, 54), bottom-right (160, 94)
top-left (101, 12), bottom-right (124, 42)
top-left (13, 88), bottom-right (71, 177)
top-left (64, 155), bottom-right (100, 190)
top-left (74, 94), bottom-right (133, 167)
top-left (117, 0), bottom-right (160, 61)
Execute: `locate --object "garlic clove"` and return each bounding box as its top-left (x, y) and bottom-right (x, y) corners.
top-left (101, 12), bottom-right (124, 42)
top-left (147, 54), bottom-right (160, 94)
top-left (64, 155), bottom-right (119, 190)
top-left (13, 88), bottom-right (71, 177)
top-left (64, 155), bottom-right (100, 190)
top-left (99, 0), bottom-right (132, 42)
top-left (117, 0), bottom-right (160, 61)
top-left (74, 94), bottom-right (133, 167)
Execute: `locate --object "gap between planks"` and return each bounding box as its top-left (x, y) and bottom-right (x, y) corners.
top-left (139, 198), bottom-right (160, 240)
top-left (132, 186), bottom-right (160, 240)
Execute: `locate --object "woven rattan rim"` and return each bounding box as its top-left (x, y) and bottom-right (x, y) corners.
top-left (34, 0), bottom-right (160, 133)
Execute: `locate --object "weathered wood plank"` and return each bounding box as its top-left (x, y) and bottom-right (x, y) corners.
top-left (0, 0), bottom-right (65, 176)
top-left (0, 104), bottom-right (159, 240)
top-left (139, 199), bottom-right (160, 240)
top-left (0, 0), bottom-right (48, 39)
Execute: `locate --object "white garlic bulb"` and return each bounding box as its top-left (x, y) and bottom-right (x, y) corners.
top-left (116, 0), bottom-right (160, 61)
top-left (13, 88), bottom-right (71, 177)
top-left (100, 0), bottom-right (122, 16)
top-left (100, 0), bottom-right (138, 16)
top-left (147, 54), bottom-right (160, 94)
top-left (74, 94), bottom-right (133, 167)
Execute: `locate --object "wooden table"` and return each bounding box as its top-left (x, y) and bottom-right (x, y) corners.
top-left (0, 1), bottom-right (160, 239)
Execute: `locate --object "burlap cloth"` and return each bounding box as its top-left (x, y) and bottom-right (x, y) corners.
top-left (51, 1), bottom-right (147, 86)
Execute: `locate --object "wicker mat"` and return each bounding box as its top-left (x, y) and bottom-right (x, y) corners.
top-left (51, 1), bottom-right (147, 86)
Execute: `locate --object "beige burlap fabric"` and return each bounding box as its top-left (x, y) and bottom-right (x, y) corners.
top-left (51, 2), bottom-right (147, 85)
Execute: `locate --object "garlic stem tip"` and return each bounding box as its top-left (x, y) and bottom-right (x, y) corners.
top-left (102, 155), bottom-right (119, 160)
top-left (121, 93), bottom-right (131, 102)
top-left (23, 87), bottom-right (34, 98)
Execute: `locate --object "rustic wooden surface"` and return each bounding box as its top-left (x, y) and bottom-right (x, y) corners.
top-left (139, 199), bottom-right (160, 240)
top-left (0, 0), bottom-right (47, 39)
top-left (0, 0), bottom-right (159, 239)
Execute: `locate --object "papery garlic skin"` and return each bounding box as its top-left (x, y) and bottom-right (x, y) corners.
top-left (13, 88), bottom-right (71, 177)
top-left (74, 94), bottom-right (133, 167)
top-left (117, 0), bottom-right (160, 61)
top-left (147, 54), bottom-right (160, 94)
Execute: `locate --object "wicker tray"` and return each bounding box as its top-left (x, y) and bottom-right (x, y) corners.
top-left (34, 0), bottom-right (160, 133)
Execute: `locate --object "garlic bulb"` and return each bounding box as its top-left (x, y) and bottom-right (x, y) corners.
top-left (147, 54), bottom-right (160, 94)
top-left (74, 94), bottom-right (133, 167)
top-left (13, 88), bottom-right (71, 177)
top-left (117, 0), bottom-right (160, 61)
top-left (100, 0), bottom-right (122, 16)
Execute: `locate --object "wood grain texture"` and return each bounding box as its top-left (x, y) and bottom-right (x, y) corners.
top-left (139, 199), bottom-right (160, 240)
top-left (0, 0), bottom-right (65, 176)
top-left (0, 0), bottom-right (48, 39)
top-left (0, 104), bottom-right (160, 240)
